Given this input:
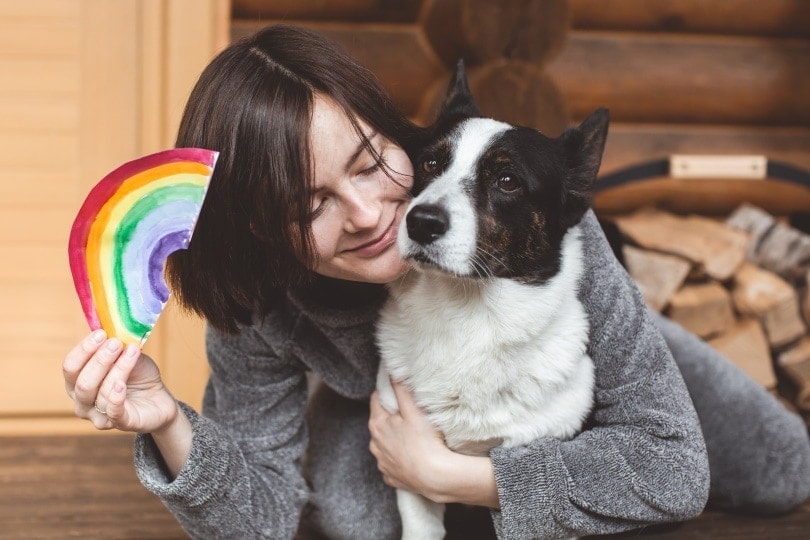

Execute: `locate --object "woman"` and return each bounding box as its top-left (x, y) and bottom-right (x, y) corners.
top-left (62, 25), bottom-right (810, 539)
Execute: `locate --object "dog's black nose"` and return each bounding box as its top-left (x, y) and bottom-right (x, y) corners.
top-left (406, 204), bottom-right (449, 245)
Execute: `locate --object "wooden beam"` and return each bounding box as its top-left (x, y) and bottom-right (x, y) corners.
top-left (232, 0), bottom-right (422, 22)
top-left (569, 0), bottom-right (810, 38)
top-left (548, 31), bottom-right (810, 126)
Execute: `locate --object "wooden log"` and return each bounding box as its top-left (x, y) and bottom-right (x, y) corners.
top-left (621, 245), bottom-right (691, 312)
top-left (731, 263), bottom-right (807, 349)
top-left (667, 282), bottom-right (735, 339)
top-left (547, 31), bottom-right (810, 126)
top-left (726, 204), bottom-right (810, 283)
top-left (231, 20), bottom-right (445, 117)
top-left (708, 318), bottom-right (777, 389)
top-left (595, 177), bottom-right (810, 219)
top-left (777, 337), bottom-right (810, 410)
top-left (569, 0), bottom-right (810, 39)
top-left (232, 0), bottom-right (422, 22)
top-left (417, 59), bottom-right (570, 135)
top-left (599, 124), bottom-right (810, 175)
top-left (420, 0), bottom-right (569, 67)
top-left (613, 208), bottom-right (750, 281)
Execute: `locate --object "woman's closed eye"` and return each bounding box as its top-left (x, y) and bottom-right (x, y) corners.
top-left (357, 152), bottom-right (387, 177)
top-left (310, 194), bottom-right (330, 219)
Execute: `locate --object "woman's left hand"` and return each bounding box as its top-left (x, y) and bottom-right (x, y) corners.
top-left (368, 380), bottom-right (452, 500)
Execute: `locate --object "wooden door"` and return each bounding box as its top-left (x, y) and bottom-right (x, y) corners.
top-left (0, 0), bottom-right (230, 434)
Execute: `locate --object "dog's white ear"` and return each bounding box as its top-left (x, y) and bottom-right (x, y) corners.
top-left (436, 60), bottom-right (481, 126)
top-left (560, 108), bottom-right (610, 227)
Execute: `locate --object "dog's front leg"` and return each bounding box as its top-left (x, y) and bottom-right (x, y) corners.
top-left (376, 365), bottom-right (446, 539)
top-left (397, 488), bottom-right (445, 540)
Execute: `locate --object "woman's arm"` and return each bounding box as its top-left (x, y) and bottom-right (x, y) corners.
top-left (149, 405), bottom-right (193, 478)
top-left (134, 321), bottom-right (310, 539)
top-left (369, 381), bottom-right (499, 509)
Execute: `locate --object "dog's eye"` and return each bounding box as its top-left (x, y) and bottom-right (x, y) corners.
top-left (422, 158), bottom-right (439, 174)
top-left (495, 175), bottom-right (520, 193)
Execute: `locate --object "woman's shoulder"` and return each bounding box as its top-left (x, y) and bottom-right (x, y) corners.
top-left (576, 210), bottom-right (641, 321)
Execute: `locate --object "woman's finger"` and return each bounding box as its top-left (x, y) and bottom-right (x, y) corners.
top-left (97, 344), bottom-right (140, 403)
top-left (63, 330), bottom-right (106, 393)
top-left (90, 410), bottom-right (114, 430)
top-left (72, 337), bottom-right (123, 405)
top-left (97, 345), bottom-right (140, 420)
top-left (369, 390), bottom-right (387, 420)
top-left (390, 379), bottom-right (420, 419)
top-left (103, 380), bottom-right (129, 423)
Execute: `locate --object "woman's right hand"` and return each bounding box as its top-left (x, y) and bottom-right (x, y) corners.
top-left (63, 330), bottom-right (180, 434)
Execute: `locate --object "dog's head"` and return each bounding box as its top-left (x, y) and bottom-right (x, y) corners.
top-left (400, 61), bottom-right (609, 283)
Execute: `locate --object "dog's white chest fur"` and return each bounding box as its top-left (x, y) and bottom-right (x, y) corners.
top-left (376, 226), bottom-right (594, 455)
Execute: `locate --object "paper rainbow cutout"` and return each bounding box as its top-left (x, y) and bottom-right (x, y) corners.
top-left (68, 148), bottom-right (218, 345)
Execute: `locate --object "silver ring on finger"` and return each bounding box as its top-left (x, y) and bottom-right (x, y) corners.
top-left (93, 399), bottom-right (107, 415)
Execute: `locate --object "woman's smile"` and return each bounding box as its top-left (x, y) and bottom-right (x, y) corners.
top-left (344, 218), bottom-right (399, 257)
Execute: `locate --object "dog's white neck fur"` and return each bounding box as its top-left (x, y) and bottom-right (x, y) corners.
top-left (378, 226), bottom-right (594, 451)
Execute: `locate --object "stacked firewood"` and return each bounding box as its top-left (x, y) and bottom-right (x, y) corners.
top-left (609, 205), bottom-right (810, 420)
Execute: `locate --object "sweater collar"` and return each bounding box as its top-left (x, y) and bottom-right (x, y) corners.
top-left (287, 276), bottom-right (388, 328)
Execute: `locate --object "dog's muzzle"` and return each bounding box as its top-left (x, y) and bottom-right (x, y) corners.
top-left (406, 204), bottom-right (449, 245)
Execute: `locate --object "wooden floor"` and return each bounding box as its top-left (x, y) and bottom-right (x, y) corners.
top-left (0, 434), bottom-right (187, 539)
top-left (0, 434), bottom-right (808, 539)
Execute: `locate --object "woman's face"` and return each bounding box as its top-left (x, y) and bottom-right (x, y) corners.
top-left (306, 95), bottom-right (414, 284)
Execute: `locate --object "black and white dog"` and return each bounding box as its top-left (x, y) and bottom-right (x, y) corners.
top-left (375, 63), bottom-right (609, 539)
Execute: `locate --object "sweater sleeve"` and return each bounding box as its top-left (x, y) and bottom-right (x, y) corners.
top-left (134, 321), bottom-right (310, 539)
top-left (489, 210), bottom-right (710, 539)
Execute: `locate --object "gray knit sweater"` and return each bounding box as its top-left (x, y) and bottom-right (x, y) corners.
top-left (133, 210), bottom-right (810, 538)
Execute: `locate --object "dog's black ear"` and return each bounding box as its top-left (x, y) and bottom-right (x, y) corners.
top-left (560, 108), bottom-right (609, 228)
top-left (435, 60), bottom-right (481, 127)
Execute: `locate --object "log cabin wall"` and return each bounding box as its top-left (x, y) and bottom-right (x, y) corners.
top-left (232, 0), bottom-right (810, 216)
top-left (561, 0), bottom-right (810, 216)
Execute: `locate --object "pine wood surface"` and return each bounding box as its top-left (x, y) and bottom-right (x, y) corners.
top-left (0, 434), bottom-right (808, 539)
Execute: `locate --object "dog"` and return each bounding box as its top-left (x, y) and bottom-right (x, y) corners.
top-left (375, 62), bottom-right (609, 539)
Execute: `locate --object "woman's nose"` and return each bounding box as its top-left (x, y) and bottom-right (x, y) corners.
top-left (343, 187), bottom-right (382, 233)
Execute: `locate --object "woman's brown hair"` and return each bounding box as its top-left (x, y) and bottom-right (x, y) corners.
top-left (166, 25), bottom-right (423, 333)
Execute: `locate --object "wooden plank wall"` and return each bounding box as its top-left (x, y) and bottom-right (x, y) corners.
top-left (232, 0), bottom-right (810, 216)
top-left (0, 1), bottom-right (133, 423)
top-left (0, 0), bottom-right (229, 435)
